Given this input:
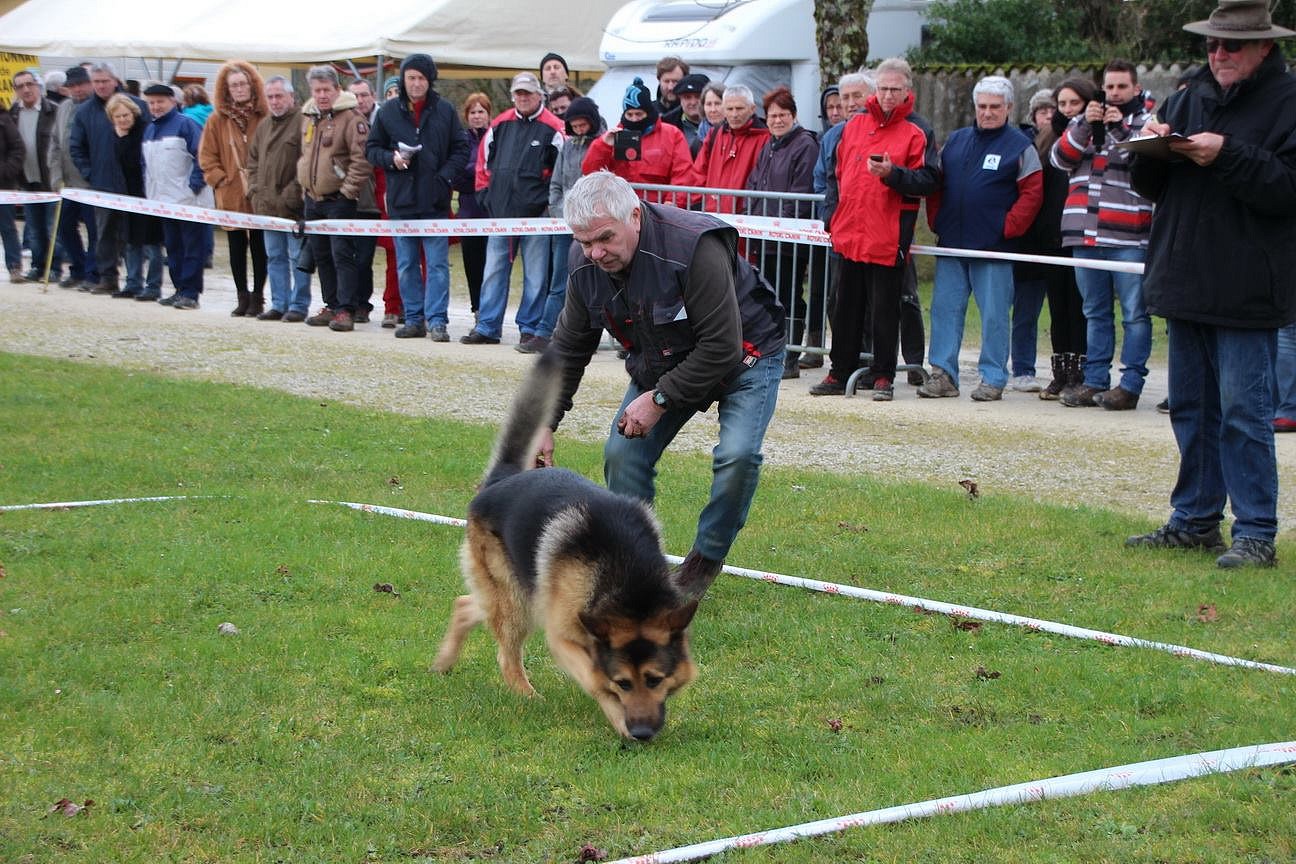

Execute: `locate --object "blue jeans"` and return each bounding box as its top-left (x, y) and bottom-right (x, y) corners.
top-left (603, 352), bottom-right (784, 561)
top-left (1275, 323), bottom-right (1296, 422)
top-left (22, 200), bottom-right (53, 276)
top-left (1010, 276), bottom-right (1048, 377)
top-left (1167, 319), bottom-right (1277, 543)
top-left (474, 234), bottom-right (550, 339)
top-left (1073, 246), bottom-right (1150, 394)
top-left (929, 257), bottom-right (1013, 388)
top-left (394, 235), bottom-right (450, 328)
top-left (57, 199), bottom-right (98, 282)
top-left (538, 234), bottom-right (572, 339)
top-left (0, 204), bottom-right (19, 271)
top-left (124, 243), bottom-right (163, 295)
top-left (263, 230), bottom-right (312, 314)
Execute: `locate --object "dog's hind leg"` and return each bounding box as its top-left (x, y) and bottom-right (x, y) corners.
top-left (433, 593), bottom-right (484, 673)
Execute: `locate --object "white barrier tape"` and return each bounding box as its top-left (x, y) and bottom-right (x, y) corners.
top-left (0, 495), bottom-right (211, 512)
top-left (314, 500), bottom-right (1295, 677)
top-left (607, 740), bottom-right (1296, 864)
top-left (44, 187), bottom-right (1143, 273)
top-left (0, 190), bottom-right (62, 205)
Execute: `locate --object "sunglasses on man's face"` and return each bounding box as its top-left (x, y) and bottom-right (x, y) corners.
top-left (1206, 37), bottom-right (1249, 54)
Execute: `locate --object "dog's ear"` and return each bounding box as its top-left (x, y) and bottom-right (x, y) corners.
top-left (661, 598), bottom-right (699, 632)
top-left (578, 611), bottom-right (611, 640)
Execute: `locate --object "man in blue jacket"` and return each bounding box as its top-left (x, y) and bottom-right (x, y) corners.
top-left (366, 54), bottom-right (470, 341)
top-left (69, 61), bottom-right (152, 295)
top-left (142, 83), bottom-right (207, 308)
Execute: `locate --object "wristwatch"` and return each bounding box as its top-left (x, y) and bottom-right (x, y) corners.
top-left (652, 389), bottom-right (671, 410)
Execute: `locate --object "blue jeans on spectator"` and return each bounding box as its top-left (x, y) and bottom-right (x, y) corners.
top-left (1073, 246), bottom-right (1150, 394)
top-left (1166, 319), bottom-right (1277, 543)
top-left (57, 199), bottom-right (98, 283)
top-left (124, 243), bottom-right (163, 297)
top-left (394, 235), bottom-right (450, 328)
top-left (604, 352), bottom-right (783, 562)
top-left (538, 234), bottom-right (572, 339)
top-left (20, 199), bottom-right (54, 277)
top-left (0, 204), bottom-right (19, 271)
top-left (473, 234), bottom-right (550, 340)
top-left (1274, 324), bottom-right (1296, 422)
top-left (263, 230), bottom-right (312, 315)
top-left (1010, 276), bottom-right (1048, 378)
top-left (929, 257), bottom-right (1013, 389)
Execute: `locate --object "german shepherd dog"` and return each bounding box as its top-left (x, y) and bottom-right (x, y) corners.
top-left (433, 352), bottom-right (706, 741)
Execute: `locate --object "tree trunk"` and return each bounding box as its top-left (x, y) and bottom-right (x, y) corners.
top-left (815, 0), bottom-right (874, 85)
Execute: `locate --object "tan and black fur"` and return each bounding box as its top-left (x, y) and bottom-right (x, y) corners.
top-left (433, 352), bottom-right (704, 741)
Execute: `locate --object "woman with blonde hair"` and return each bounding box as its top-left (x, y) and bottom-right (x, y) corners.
top-left (199, 60), bottom-right (269, 316)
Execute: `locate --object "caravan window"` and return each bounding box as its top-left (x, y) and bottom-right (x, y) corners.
top-left (585, 63), bottom-right (793, 128)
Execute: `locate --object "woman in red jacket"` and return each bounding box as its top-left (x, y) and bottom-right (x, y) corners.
top-left (581, 77), bottom-right (695, 204)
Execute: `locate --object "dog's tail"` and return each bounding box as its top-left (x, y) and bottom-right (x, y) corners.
top-left (482, 350), bottom-right (564, 488)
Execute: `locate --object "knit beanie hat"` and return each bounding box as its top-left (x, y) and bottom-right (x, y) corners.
top-left (399, 54), bottom-right (438, 103)
top-left (620, 76), bottom-right (658, 130)
top-left (383, 75), bottom-right (400, 97)
top-left (539, 52), bottom-right (570, 78)
top-left (1027, 88), bottom-right (1055, 115)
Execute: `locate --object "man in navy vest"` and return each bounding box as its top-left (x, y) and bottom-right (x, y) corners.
top-left (919, 76), bottom-right (1043, 402)
top-left (539, 171), bottom-right (786, 587)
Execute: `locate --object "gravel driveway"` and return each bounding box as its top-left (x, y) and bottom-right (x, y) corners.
top-left (4, 265), bottom-right (1293, 533)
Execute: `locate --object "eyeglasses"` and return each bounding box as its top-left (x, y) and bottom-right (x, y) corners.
top-left (1206, 37), bottom-right (1248, 54)
top-left (876, 87), bottom-right (906, 95)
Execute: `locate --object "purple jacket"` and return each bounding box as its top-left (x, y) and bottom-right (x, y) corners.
top-left (744, 124), bottom-right (818, 219)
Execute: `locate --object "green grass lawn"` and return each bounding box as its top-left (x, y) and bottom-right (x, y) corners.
top-left (1, 353), bottom-right (1291, 863)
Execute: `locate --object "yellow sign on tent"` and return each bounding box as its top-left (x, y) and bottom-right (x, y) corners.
top-left (0, 51), bottom-right (40, 108)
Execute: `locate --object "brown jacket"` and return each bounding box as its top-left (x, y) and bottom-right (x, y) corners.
top-left (246, 105), bottom-right (303, 219)
top-left (296, 90), bottom-right (372, 201)
top-left (198, 61), bottom-right (267, 214)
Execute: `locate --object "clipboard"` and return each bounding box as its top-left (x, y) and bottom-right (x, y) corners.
top-left (1113, 133), bottom-right (1190, 159)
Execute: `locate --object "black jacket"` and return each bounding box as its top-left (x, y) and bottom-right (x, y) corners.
top-left (0, 112), bottom-right (22, 189)
top-left (1130, 48), bottom-right (1296, 328)
top-left (9, 97), bottom-right (59, 189)
top-left (365, 54), bottom-right (470, 219)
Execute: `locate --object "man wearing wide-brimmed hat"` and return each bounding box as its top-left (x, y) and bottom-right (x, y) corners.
top-left (1126, 0), bottom-right (1296, 569)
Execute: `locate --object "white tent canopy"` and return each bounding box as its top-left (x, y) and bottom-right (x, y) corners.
top-left (0, 0), bottom-right (626, 70)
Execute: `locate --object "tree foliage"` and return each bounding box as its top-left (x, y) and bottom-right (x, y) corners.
top-left (815, 0), bottom-right (875, 84)
top-left (909, 0), bottom-right (1296, 67)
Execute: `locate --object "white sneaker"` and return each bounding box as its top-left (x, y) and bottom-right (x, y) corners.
top-left (1008, 375), bottom-right (1042, 392)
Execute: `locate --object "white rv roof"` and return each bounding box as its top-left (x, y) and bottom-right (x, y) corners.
top-left (599, 0), bottom-right (816, 64)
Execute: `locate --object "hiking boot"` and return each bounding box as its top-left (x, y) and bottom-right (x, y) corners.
top-left (23, 268), bottom-right (43, 282)
top-left (306, 307), bottom-right (335, 327)
top-left (872, 377), bottom-right (894, 401)
top-left (256, 308), bottom-right (284, 321)
top-left (1157, 398), bottom-right (1171, 415)
top-left (158, 293), bottom-right (181, 306)
top-left (59, 275), bottom-right (80, 289)
top-left (798, 353), bottom-right (824, 370)
top-left (515, 334), bottom-right (547, 353)
top-left (134, 291), bottom-right (160, 302)
top-left (1216, 537), bottom-right (1277, 569)
top-left (1125, 523), bottom-right (1226, 553)
top-left (353, 308), bottom-right (370, 324)
top-left (8, 268), bottom-right (26, 283)
top-left (917, 369), bottom-right (959, 398)
top-left (1008, 375), bottom-right (1042, 392)
top-left (428, 324), bottom-right (450, 343)
top-left (381, 313), bottom-right (399, 329)
top-left (282, 310), bottom-right (307, 323)
top-left (88, 282), bottom-right (118, 295)
top-left (172, 295), bottom-right (199, 310)
top-left (1094, 386), bottom-right (1139, 411)
top-left (1040, 354), bottom-right (1066, 401)
top-left (1061, 384), bottom-right (1102, 407)
top-left (394, 322), bottom-right (427, 339)
top-left (111, 288), bottom-right (138, 299)
top-left (460, 330), bottom-right (500, 345)
top-left (907, 368), bottom-right (926, 387)
top-left (970, 381), bottom-right (1004, 402)
top-left (809, 375), bottom-right (846, 396)
top-left (328, 310), bottom-right (355, 331)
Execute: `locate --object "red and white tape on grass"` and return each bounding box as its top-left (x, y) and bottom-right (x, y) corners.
top-left (1, 188), bottom-right (1144, 274)
top-left (0, 495), bottom-right (209, 512)
top-left (605, 741), bottom-right (1296, 864)
top-left (309, 499), bottom-right (1296, 677)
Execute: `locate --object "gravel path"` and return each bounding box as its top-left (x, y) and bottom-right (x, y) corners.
top-left (4, 265), bottom-right (1293, 533)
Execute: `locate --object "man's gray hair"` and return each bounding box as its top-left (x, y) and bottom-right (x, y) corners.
top-left (837, 71), bottom-right (873, 93)
top-left (875, 58), bottom-right (913, 88)
top-left (722, 84), bottom-right (754, 106)
top-left (88, 60), bottom-right (119, 80)
top-left (44, 70), bottom-right (66, 91)
top-left (563, 171), bottom-right (641, 231)
top-left (264, 75), bottom-right (294, 98)
top-left (306, 65), bottom-right (339, 86)
top-left (973, 75), bottom-right (1015, 106)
